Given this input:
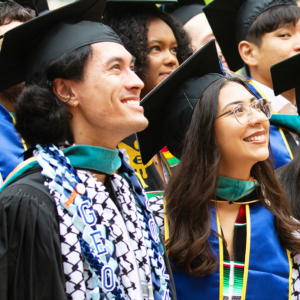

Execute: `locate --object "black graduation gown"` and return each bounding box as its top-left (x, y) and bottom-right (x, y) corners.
top-left (0, 168), bottom-right (177, 300)
top-left (0, 169), bottom-right (67, 300)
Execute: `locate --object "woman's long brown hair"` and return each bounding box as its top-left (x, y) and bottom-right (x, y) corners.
top-left (165, 76), bottom-right (300, 276)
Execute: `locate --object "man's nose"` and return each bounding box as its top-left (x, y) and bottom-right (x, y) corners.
top-left (125, 70), bottom-right (144, 91)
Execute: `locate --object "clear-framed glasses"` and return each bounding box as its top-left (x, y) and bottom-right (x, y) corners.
top-left (216, 98), bottom-right (272, 125)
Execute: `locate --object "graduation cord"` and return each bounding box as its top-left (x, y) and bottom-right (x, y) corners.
top-left (36, 144), bottom-right (171, 300)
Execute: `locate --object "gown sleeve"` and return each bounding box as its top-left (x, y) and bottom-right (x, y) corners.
top-left (0, 183), bottom-right (67, 300)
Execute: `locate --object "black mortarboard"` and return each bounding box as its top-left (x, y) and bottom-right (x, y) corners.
top-left (105, 0), bottom-right (178, 18)
top-left (107, 0), bottom-right (177, 3)
top-left (271, 53), bottom-right (300, 116)
top-left (203, 0), bottom-right (297, 72)
top-left (136, 39), bottom-right (223, 164)
top-left (168, 0), bottom-right (206, 25)
top-left (0, 0), bottom-right (123, 92)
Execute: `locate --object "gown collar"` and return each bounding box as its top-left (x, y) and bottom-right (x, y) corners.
top-left (215, 176), bottom-right (260, 202)
top-left (63, 145), bottom-right (121, 175)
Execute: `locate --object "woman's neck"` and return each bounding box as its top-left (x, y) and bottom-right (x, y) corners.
top-left (218, 159), bottom-right (253, 181)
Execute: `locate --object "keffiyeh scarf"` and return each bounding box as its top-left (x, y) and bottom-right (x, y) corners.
top-left (36, 144), bottom-right (171, 300)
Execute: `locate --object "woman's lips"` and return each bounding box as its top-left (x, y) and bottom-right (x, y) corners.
top-left (244, 130), bottom-right (266, 144)
top-left (159, 71), bottom-right (172, 78)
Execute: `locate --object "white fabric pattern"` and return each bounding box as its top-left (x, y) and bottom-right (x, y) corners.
top-left (149, 195), bottom-right (165, 238)
top-left (36, 144), bottom-right (171, 300)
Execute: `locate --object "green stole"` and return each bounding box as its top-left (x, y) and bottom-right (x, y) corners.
top-left (1, 145), bottom-right (121, 192)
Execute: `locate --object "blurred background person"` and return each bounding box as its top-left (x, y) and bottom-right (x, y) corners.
top-left (164, 0), bottom-right (228, 68)
top-left (0, 0), bottom-right (40, 185)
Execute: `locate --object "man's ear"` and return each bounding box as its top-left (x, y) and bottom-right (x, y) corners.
top-left (238, 41), bottom-right (258, 67)
top-left (52, 78), bottom-right (79, 108)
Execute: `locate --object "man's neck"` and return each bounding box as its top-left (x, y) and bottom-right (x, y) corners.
top-left (0, 98), bottom-right (14, 113)
top-left (281, 89), bottom-right (296, 106)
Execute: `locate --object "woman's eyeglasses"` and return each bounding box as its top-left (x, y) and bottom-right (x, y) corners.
top-left (216, 98), bottom-right (272, 125)
top-left (0, 35), bottom-right (4, 40)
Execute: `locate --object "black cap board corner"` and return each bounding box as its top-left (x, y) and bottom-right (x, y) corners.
top-left (137, 39), bottom-right (223, 164)
top-left (0, 0), bottom-right (123, 92)
top-left (271, 53), bottom-right (300, 116)
top-left (203, 0), bottom-right (297, 72)
top-left (107, 0), bottom-right (178, 3)
top-left (105, 0), bottom-right (178, 16)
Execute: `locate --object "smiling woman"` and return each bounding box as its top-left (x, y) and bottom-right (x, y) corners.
top-left (136, 41), bottom-right (300, 299)
top-left (164, 76), bottom-right (300, 300)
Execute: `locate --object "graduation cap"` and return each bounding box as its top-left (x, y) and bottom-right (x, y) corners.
top-left (104, 0), bottom-right (178, 19)
top-left (106, 0), bottom-right (177, 4)
top-left (0, 0), bottom-right (123, 92)
top-left (203, 0), bottom-right (297, 72)
top-left (0, 0), bottom-right (49, 15)
top-left (167, 0), bottom-right (206, 25)
top-left (136, 39), bottom-right (223, 164)
top-left (271, 53), bottom-right (300, 116)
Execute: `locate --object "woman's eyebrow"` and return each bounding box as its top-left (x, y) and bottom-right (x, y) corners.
top-left (221, 97), bottom-right (256, 112)
top-left (148, 40), bottom-right (178, 45)
top-left (148, 39), bottom-right (163, 44)
top-left (221, 100), bottom-right (243, 112)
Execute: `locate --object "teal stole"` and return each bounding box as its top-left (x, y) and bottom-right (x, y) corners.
top-left (171, 177), bottom-right (292, 300)
top-left (1, 145), bottom-right (121, 191)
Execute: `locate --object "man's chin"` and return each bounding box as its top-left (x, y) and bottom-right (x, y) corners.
top-left (135, 118), bottom-right (149, 133)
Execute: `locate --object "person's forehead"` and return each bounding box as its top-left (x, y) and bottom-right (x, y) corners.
top-left (219, 82), bottom-right (252, 103)
top-left (0, 20), bottom-right (23, 36)
top-left (184, 13), bottom-right (212, 39)
top-left (148, 16), bottom-right (176, 39)
top-left (90, 41), bottom-right (132, 63)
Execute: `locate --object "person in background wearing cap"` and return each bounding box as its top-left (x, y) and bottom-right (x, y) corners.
top-left (204, 0), bottom-right (300, 169)
top-left (0, 1), bottom-right (176, 299)
top-left (165, 0), bottom-right (228, 68)
top-left (103, 2), bottom-right (193, 199)
top-left (0, 1), bottom-right (36, 186)
top-left (137, 40), bottom-right (300, 300)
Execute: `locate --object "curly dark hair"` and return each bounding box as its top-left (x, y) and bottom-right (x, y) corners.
top-left (103, 4), bottom-right (193, 82)
top-left (0, 1), bottom-right (35, 25)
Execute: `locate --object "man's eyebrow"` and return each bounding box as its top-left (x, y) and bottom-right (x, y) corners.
top-left (276, 22), bottom-right (293, 29)
top-left (105, 56), bottom-right (125, 66)
top-left (221, 97), bottom-right (256, 112)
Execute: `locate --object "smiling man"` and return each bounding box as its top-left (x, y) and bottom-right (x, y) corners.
top-left (0, 1), bottom-right (176, 300)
